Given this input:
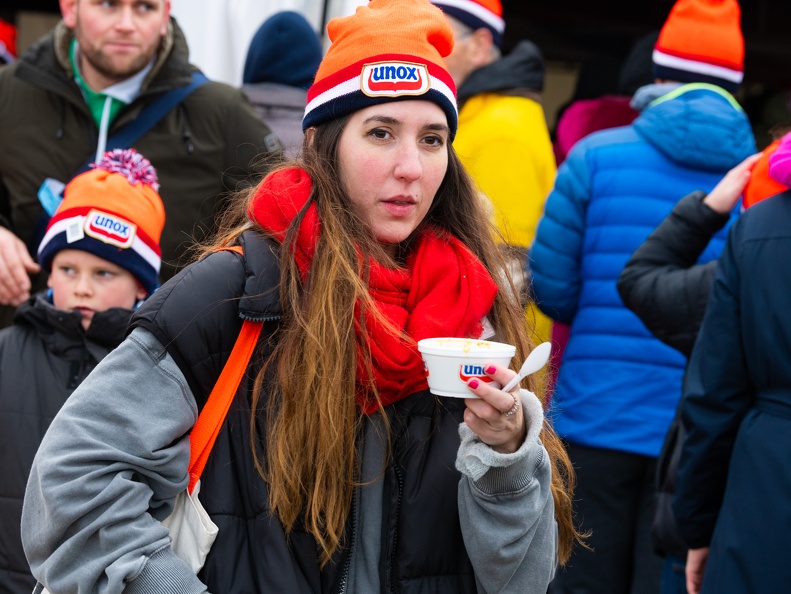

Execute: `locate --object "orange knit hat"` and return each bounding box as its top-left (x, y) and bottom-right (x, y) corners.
top-left (303, 0), bottom-right (458, 137)
top-left (431, 0), bottom-right (505, 48)
top-left (742, 140), bottom-right (788, 209)
top-left (38, 149), bottom-right (166, 296)
top-left (653, 0), bottom-right (744, 93)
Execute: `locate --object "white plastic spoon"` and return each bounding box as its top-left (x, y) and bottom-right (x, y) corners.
top-left (500, 341), bottom-right (552, 393)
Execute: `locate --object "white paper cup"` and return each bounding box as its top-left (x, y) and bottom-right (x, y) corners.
top-left (417, 337), bottom-right (516, 398)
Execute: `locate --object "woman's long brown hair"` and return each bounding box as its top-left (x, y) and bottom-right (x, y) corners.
top-left (201, 115), bottom-right (583, 567)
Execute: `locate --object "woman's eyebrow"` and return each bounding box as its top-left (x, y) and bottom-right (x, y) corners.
top-left (362, 116), bottom-right (399, 125)
top-left (424, 123), bottom-right (450, 134)
top-left (362, 116), bottom-right (450, 134)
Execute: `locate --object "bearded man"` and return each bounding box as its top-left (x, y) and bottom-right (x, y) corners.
top-left (0, 0), bottom-right (281, 327)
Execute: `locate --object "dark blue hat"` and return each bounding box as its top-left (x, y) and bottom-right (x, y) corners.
top-left (243, 11), bottom-right (323, 90)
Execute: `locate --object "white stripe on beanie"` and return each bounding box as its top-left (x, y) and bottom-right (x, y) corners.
top-left (304, 71), bottom-right (457, 125)
top-left (432, 0), bottom-right (504, 34)
top-left (652, 49), bottom-right (743, 85)
top-left (38, 214), bottom-right (161, 273)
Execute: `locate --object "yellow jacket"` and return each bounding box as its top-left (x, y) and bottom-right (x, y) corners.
top-left (454, 93), bottom-right (556, 248)
top-left (454, 92), bottom-right (556, 345)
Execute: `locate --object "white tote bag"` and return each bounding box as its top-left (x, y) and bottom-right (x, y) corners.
top-left (161, 479), bottom-right (219, 573)
top-left (161, 317), bottom-right (262, 571)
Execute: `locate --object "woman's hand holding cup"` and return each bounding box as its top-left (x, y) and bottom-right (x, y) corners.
top-left (464, 363), bottom-right (527, 454)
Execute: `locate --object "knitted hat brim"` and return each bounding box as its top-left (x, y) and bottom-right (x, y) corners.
top-left (38, 208), bottom-right (161, 296)
top-left (304, 54), bottom-right (458, 137)
top-left (652, 48), bottom-right (743, 92)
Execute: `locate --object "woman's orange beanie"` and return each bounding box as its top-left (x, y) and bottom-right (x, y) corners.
top-left (303, 0), bottom-right (458, 138)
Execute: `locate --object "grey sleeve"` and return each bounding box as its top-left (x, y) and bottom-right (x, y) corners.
top-left (21, 328), bottom-right (209, 594)
top-left (456, 391), bottom-right (558, 594)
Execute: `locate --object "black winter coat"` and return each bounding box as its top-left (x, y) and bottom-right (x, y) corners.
top-left (617, 190), bottom-right (730, 358)
top-left (0, 294), bottom-right (130, 594)
top-left (131, 232), bottom-right (477, 593)
top-left (617, 190), bottom-right (730, 558)
top-left (673, 191), bottom-right (791, 592)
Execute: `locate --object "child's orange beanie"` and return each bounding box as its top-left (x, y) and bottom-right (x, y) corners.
top-left (653, 0), bottom-right (744, 93)
top-left (37, 149), bottom-right (165, 296)
top-left (303, 0), bottom-right (458, 138)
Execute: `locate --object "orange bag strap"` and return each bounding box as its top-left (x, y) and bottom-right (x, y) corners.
top-left (187, 244), bottom-right (262, 493)
top-left (219, 245), bottom-right (244, 255)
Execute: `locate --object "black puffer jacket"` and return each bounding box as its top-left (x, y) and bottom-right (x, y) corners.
top-left (617, 190), bottom-right (730, 358)
top-left (0, 294), bottom-right (130, 594)
top-left (616, 190), bottom-right (730, 558)
top-left (131, 231), bottom-right (478, 593)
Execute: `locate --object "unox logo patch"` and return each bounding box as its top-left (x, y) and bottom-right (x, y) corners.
top-left (458, 365), bottom-right (496, 384)
top-left (361, 61), bottom-right (430, 97)
top-left (84, 210), bottom-right (136, 249)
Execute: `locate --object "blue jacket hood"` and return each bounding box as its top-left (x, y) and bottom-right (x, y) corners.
top-left (634, 84), bottom-right (756, 171)
top-left (243, 11), bottom-right (322, 90)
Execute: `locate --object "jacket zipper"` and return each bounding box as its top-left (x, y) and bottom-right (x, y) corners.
top-left (335, 476), bottom-right (359, 594)
top-left (388, 463), bottom-right (405, 594)
top-left (240, 313), bottom-right (282, 323)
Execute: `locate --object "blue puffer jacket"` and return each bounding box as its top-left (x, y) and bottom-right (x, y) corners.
top-left (529, 84), bottom-right (755, 457)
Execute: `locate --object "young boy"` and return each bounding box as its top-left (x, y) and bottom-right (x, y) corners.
top-left (0, 149), bottom-right (165, 594)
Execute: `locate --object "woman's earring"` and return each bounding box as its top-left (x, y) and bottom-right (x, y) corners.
top-left (46, 288), bottom-right (54, 303)
top-left (134, 299), bottom-right (145, 310)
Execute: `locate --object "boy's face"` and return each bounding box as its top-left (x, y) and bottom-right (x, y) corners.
top-left (48, 249), bottom-right (146, 330)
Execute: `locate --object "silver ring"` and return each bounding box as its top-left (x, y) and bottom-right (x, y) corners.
top-left (503, 392), bottom-right (520, 416)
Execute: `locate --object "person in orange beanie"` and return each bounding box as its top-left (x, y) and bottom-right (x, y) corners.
top-left (0, 148), bottom-right (164, 594)
top-left (21, 1), bottom-right (581, 593)
top-left (37, 148), bottom-right (166, 310)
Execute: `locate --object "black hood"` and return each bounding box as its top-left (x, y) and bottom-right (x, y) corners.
top-left (457, 40), bottom-right (545, 106)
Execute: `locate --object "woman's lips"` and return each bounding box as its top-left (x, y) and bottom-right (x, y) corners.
top-left (382, 197), bottom-right (416, 217)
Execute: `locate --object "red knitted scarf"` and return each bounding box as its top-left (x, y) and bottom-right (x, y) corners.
top-left (248, 168), bottom-right (498, 413)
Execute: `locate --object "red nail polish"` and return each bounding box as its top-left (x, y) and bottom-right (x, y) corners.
top-left (468, 379), bottom-right (480, 389)
top-left (485, 365), bottom-right (496, 374)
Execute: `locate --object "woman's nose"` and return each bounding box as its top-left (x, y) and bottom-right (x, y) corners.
top-left (394, 142), bottom-right (423, 182)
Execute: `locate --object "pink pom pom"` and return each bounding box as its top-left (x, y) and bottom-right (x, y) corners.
top-left (769, 132), bottom-right (791, 188)
top-left (91, 149), bottom-right (160, 192)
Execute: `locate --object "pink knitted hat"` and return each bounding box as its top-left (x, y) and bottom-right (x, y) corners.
top-left (768, 132), bottom-right (791, 187)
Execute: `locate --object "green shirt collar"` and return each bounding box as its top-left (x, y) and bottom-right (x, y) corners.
top-left (69, 38), bottom-right (128, 128)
